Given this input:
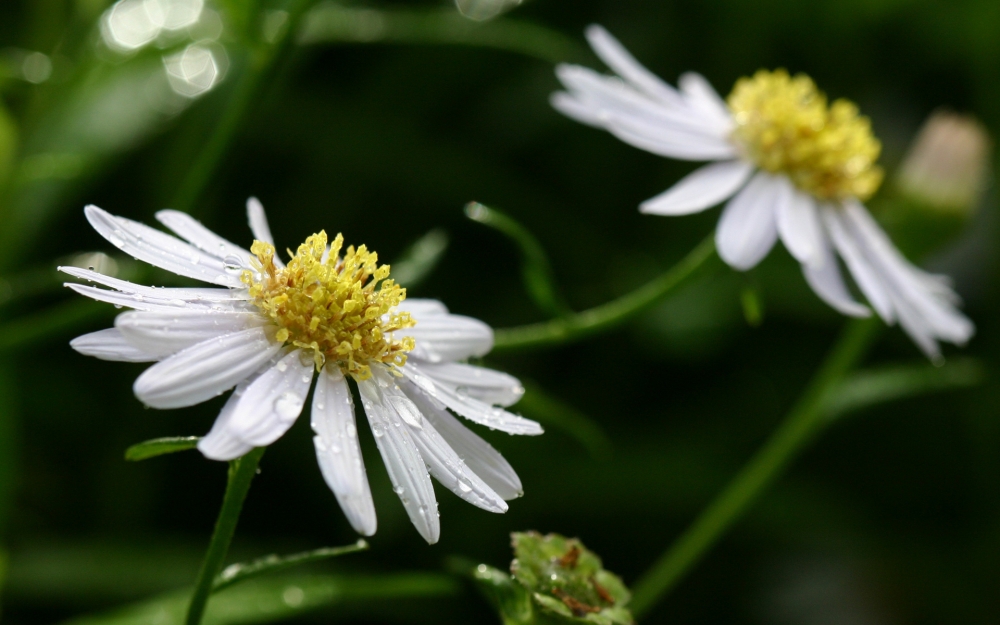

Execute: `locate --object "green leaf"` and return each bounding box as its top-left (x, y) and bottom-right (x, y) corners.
top-left (124, 437), bottom-right (201, 462)
top-left (390, 228), bottom-right (449, 289)
top-left (212, 541), bottom-right (369, 593)
top-left (822, 357), bottom-right (985, 422)
top-left (466, 202), bottom-right (570, 318)
top-left (59, 572), bottom-right (460, 625)
top-left (515, 381), bottom-right (612, 461)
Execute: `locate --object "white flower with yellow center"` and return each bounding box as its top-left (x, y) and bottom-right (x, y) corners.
top-left (552, 25), bottom-right (974, 359)
top-left (63, 200), bottom-right (542, 544)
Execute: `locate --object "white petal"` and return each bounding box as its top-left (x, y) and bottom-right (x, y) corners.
top-left (415, 361), bottom-right (524, 407)
top-left (406, 387), bottom-right (523, 500)
top-left (842, 200), bottom-right (974, 346)
top-left (409, 416), bottom-right (507, 513)
top-left (133, 326), bottom-right (282, 409)
top-left (311, 367), bottom-right (376, 536)
top-left (400, 362), bottom-right (543, 436)
top-left (776, 184), bottom-right (825, 266)
top-left (65, 283), bottom-right (254, 314)
top-left (551, 91), bottom-right (606, 128)
top-left (584, 24), bottom-right (684, 105)
top-left (640, 160), bottom-right (754, 216)
top-left (603, 111), bottom-right (739, 161)
top-left (822, 206), bottom-right (895, 322)
top-left (84, 205), bottom-right (242, 287)
top-left (800, 227), bottom-right (871, 318)
top-left (115, 310), bottom-right (263, 358)
top-left (715, 171), bottom-right (780, 270)
top-left (155, 210), bottom-right (251, 263)
top-left (225, 350), bottom-right (314, 447)
top-left (246, 197), bottom-right (276, 247)
top-left (358, 373), bottom-right (440, 544)
top-left (554, 65), bottom-right (729, 138)
top-left (60, 267), bottom-right (251, 304)
top-left (396, 298), bottom-right (449, 318)
top-left (678, 71), bottom-right (735, 130)
top-left (198, 377), bottom-right (259, 461)
top-left (402, 314), bottom-right (494, 362)
top-left (70, 328), bottom-right (158, 362)
top-left (373, 370), bottom-right (506, 514)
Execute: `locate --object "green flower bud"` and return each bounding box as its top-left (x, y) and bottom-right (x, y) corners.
top-left (469, 532), bottom-right (634, 625)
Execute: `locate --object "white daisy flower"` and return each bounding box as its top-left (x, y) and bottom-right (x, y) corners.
top-left (552, 25), bottom-right (974, 359)
top-left (63, 200), bottom-right (542, 544)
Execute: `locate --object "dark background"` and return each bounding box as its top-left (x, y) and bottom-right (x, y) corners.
top-left (1, 0), bottom-right (998, 623)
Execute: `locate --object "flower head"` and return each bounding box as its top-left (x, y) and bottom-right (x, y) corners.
top-left (552, 25), bottom-right (974, 359)
top-left (727, 69), bottom-right (883, 201)
top-left (244, 232), bottom-right (415, 377)
top-left (64, 200), bottom-right (542, 543)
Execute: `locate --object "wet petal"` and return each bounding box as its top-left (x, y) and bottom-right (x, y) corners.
top-left (311, 367), bottom-right (377, 536)
top-left (133, 326), bottom-right (281, 409)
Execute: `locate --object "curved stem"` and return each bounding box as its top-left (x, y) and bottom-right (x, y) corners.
top-left (630, 318), bottom-right (880, 619)
top-left (491, 235), bottom-right (718, 352)
top-left (185, 447), bottom-right (265, 625)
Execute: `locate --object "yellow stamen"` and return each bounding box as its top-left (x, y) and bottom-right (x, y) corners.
top-left (727, 69), bottom-right (884, 201)
top-left (242, 231), bottom-right (415, 380)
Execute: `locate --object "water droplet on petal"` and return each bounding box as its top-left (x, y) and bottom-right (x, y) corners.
top-left (273, 391), bottom-right (301, 420)
top-left (457, 481), bottom-right (472, 494)
top-left (223, 255), bottom-right (243, 274)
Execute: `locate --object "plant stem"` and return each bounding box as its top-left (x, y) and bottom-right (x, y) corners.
top-left (185, 447), bottom-right (265, 625)
top-left (491, 235), bottom-right (718, 352)
top-left (630, 318), bottom-right (880, 619)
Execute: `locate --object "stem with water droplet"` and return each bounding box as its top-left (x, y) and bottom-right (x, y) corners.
top-left (185, 447), bottom-right (266, 625)
top-left (630, 318), bottom-right (880, 618)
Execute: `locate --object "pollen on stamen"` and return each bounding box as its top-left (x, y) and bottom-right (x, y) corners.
top-left (727, 69), bottom-right (884, 201)
top-left (242, 231), bottom-right (415, 380)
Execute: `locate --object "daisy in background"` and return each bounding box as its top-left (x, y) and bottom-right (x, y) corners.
top-left (552, 25), bottom-right (974, 360)
top-left (64, 200), bottom-right (542, 544)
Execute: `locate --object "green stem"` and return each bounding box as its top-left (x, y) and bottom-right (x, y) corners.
top-left (185, 447), bottom-right (265, 625)
top-left (630, 318), bottom-right (880, 619)
top-left (491, 235), bottom-right (718, 352)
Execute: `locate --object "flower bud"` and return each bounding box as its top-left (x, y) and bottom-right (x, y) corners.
top-left (896, 110), bottom-right (991, 215)
top-left (469, 532), bottom-right (634, 625)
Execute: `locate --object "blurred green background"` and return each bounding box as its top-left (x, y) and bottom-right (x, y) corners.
top-left (1, 0), bottom-right (998, 623)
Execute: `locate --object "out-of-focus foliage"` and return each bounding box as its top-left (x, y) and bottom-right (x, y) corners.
top-left (0, 0), bottom-right (998, 624)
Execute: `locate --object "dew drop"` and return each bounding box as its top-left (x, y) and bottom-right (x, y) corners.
top-left (346, 423), bottom-right (357, 438)
top-left (109, 231), bottom-right (125, 248)
top-left (276, 361), bottom-right (288, 372)
top-left (457, 480), bottom-right (472, 494)
top-left (273, 392), bottom-right (301, 420)
top-left (393, 485), bottom-right (404, 495)
top-left (223, 255), bottom-right (243, 274)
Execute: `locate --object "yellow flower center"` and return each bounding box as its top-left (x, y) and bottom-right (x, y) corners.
top-left (726, 69), bottom-right (884, 201)
top-left (243, 231), bottom-right (415, 380)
